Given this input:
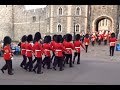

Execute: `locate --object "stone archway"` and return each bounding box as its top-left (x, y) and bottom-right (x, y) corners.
top-left (92, 15), bottom-right (114, 33)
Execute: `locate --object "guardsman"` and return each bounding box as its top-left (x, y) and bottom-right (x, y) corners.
top-left (103, 31), bottom-right (108, 45)
top-left (109, 33), bottom-right (117, 56)
top-left (73, 34), bottom-right (85, 64)
top-left (98, 33), bottom-right (102, 45)
top-left (1, 36), bottom-right (14, 75)
top-left (51, 34), bottom-right (57, 63)
top-left (20, 35), bottom-right (27, 68)
top-left (42, 35), bottom-right (52, 69)
top-left (63, 34), bottom-right (74, 67)
top-left (24, 34), bottom-right (33, 72)
top-left (84, 34), bottom-right (90, 53)
top-left (32, 32), bottom-right (43, 74)
top-left (91, 33), bottom-right (96, 46)
top-left (53, 35), bottom-right (66, 71)
top-left (32, 32), bottom-right (42, 65)
top-left (62, 34), bottom-right (67, 67)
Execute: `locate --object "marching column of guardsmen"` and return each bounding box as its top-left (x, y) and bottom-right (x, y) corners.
top-left (1, 31), bottom-right (118, 75)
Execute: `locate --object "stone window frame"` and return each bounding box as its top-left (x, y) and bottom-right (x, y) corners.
top-left (32, 16), bottom-right (36, 22)
top-left (58, 7), bottom-right (63, 16)
top-left (57, 23), bottom-right (62, 32)
top-left (76, 7), bottom-right (81, 16)
top-left (75, 24), bottom-right (80, 32)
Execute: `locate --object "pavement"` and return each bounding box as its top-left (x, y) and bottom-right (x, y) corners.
top-left (0, 42), bottom-right (120, 85)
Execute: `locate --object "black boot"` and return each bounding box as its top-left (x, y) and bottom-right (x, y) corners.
top-left (33, 69), bottom-right (36, 73)
top-left (53, 67), bottom-right (56, 70)
top-left (1, 69), bottom-right (4, 73)
top-left (37, 72), bottom-right (43, 74)
top-left (8, 72), bottom-right (14, 75)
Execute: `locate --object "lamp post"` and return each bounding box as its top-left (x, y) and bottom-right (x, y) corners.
top-left (73, 17), bottom-right (76, 41)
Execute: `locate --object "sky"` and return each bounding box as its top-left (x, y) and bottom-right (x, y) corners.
top-left (25, 5), bottom-right (46, 10)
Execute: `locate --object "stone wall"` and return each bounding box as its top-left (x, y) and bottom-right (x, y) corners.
top-left (90, 5), bottom-right (118, 33)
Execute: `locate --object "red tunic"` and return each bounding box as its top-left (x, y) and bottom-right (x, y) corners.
top-left (84, 38), bottom-right (90, 45)
top-left (53, 42), bottom-right (66, 57)
top-left (26, 42), bottom-right (33, 57)
top-left (98, 34), bottom-right (102, 40)
top-left (21, 42), bottom-right (26, 55)
top-left (91, 35), bottom-right (96, 41)
top-left (33, 42), bottom-right (43, 58)
top-left (74, 40), bottom-right (85, 53)
top-left (43, 43), bottom-right (52, 57)
top-left (109, 37), bottom-right (117, 46)
top-left (63, 41), bottom-right (74, 54)
top-left (103, 34), bottom-right (108, 40)
top-left (3, 45), bottom-right (12, 60)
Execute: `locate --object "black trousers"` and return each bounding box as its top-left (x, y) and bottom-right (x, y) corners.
top-left (85, 45), bottom-right (88, 53)
top-left (65, 54), bottom-right (73, 67)
top-left (32, 57), bottom-right (37, 65)
top-left (51, 52), bottom-right (55, 62)
top-left (104, 40), bottom-right (107, 45)
top-left (20, 55), bottom-right (27, 67)
top-left (73, 52), bottom-right (80, 64)
top-left (33, 57), bottom-right (42, 73)
top-left (53, 56), bottom-right (63, 70)
top-left (110, 46), bottom-right (115, 56)
top-left (24, 57), bottom-right (33, 71)
top-left (92, 41), bottom-right (95, 46)
top-left (98, 40), bottom-right (101, 45)
top-left (42, 56), bottom-right (51, 69)
top-left (2, 60), bottom-right (12, 74)
top-left (63, 53), bottom-right (67, 67)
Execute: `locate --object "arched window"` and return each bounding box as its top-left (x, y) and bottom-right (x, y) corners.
top-left (58, 7), bottom-right (63, 15)
top-left (75, 24), bottom-right (80, 32)
top-left (32, 16), bottom-right (36, 22)
top-left (58, 24), bottom-right (62, 32)
top-left (106, 19), bottom-right (107, 26)
top-left (76, 7), bottom-right (81, 15)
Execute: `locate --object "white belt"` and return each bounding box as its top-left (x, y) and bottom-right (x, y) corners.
top-left (35, 50), bottom-right (41, 52)
top-left (44, 49), bottom-right (50, 51)
top-left (55, 50), bottom-right (62, 51)
top-left (110, 42), bottom-right (115, 44)
top-left (26, 50), bottom-right (32, 52)
top-left (22, 49), bottom-right (26, 50)
top-left (75, 47), bottom-right (80, 49)
top-left (66, 48), bottom-right (72, 50)
top-left (4, 53), bottom-right (11, 54)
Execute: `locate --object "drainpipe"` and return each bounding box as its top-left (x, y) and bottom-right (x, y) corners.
top-left (12, 5), bottom-right (14, 41)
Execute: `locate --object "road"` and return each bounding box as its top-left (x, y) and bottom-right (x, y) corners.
top-left (0, 43), bottom-right (120, 85)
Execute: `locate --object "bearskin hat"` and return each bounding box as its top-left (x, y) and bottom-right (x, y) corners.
top-left (3, 36), bottom-right (12, 47)
top-left (44, 35), bottom-right (51, 43)
top-left (47, 35), bottom-right (51, 43)
top-left (27, 34), bottom-right (33, 42)
top-left (52, 34), bottom-right (57, 41)
top-left (111, 33), bottom-right (115, 38)
top-left (85, 34), bottom-right (89, 38)
top-left (21, 35), bottom-right (27, 42)
top-left (44, 36), bottom-right (48, 43)
top-left (33, 32), bottom-right (41, 43)
top-left (66, 34), bottom-right (72, 42)
top-left (75, 34), bottom-right (80, 40)
top-left (56, 35), bottom-right (62, 43)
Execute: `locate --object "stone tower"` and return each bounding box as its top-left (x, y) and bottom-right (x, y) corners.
top-left (0, 5), bottom-right (14, 40)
